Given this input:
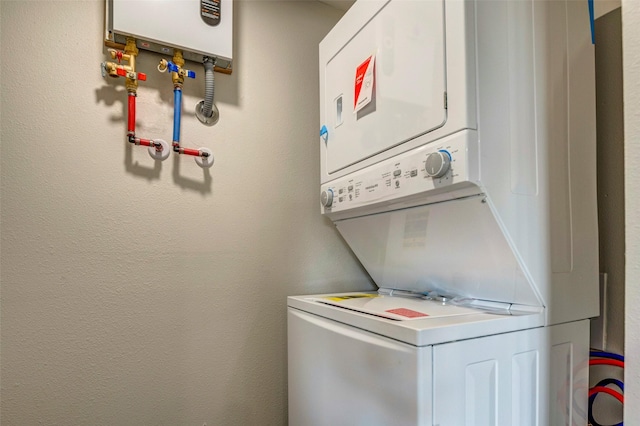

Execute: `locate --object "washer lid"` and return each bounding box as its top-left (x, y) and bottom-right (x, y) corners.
top-left (288, 293), bottom-right (546, 346)
top-left (313, 293), bottom-right (479, 321)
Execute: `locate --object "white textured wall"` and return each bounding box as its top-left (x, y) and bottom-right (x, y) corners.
top-left (623, 0), bottom-right (640, 423)
top-left (0, 1), bottom-right (373, 424)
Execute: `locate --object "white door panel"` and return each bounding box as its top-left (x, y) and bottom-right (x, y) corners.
top-left (322, 0), bottom-right (447, 174)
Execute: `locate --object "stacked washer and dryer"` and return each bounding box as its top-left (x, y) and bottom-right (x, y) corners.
top-left (288, 0), bottom-right (598, 425)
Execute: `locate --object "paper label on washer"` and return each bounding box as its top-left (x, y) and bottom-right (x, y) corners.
top-left (385, 308), bottom-right (429, 318)
top-left (354, 54), bottom-right (375, 113)
top-left (324, 294), bottom-right (379, 302)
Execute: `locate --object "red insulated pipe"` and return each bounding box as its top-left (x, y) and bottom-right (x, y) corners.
top-left (128, 93), bottom-right (136, 134)
top-left (138, 138), bottom-right (153, 147)
top-left (589, 359), bottom-right (625, 368)
top-left (181, 147), bottom-right (201, 156)
top-left (588, 386), bottom-right (624, 403)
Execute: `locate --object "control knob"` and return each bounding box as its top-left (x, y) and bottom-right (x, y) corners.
top-left (321, 189), bottom-right (334, 207)
top-left (425, 151), bottom-right (451, 178)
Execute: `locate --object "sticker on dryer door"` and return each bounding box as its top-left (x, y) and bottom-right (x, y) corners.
top-left (385, 308), bottom-right (429, 318)
top-left (354, 54), bottom-right (376, 113)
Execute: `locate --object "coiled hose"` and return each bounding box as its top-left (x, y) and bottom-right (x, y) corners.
top-left (196, 57), bottom-right (219, 126)
top-left (203, 58), bottom-right (215, 118)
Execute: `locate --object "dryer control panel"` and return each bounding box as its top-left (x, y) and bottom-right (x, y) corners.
top-left (321, 130), bottom-right (480, 219)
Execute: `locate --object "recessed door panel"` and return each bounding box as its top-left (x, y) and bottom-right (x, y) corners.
top-left (288, 308), bottom-right (433, 425)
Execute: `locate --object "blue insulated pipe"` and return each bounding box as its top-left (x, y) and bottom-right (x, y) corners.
top-left (173, 87), bottom-right (182, 146)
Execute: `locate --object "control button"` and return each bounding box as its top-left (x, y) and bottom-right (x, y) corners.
top-left (349, 194), bottom-right (353, 200)
top-left (410, 169), bottom-right (418, 177)
top-left (339, 197), bottom-right (344, 202)
top-left (393, 169), bottom-right (402, 177)
top-left (339, 188), bottom-right (344, 194)
top-left (425, 151), bottom-right (451, 178)
top-left (321, 189), bottom-right (334, 207)
top-left (395, 180), bottom-right (400, 188)
top-left (348, 185), bottom-right (353, 192)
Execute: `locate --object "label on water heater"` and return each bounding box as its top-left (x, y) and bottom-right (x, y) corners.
top-left (201, 0), bottom-right (221, 26)
top-left (354, 54), bottom-right (375, 113)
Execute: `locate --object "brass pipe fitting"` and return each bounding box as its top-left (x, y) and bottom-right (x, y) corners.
top-left (172, 49), bottom-right (185, 86)
top-left (102, 38), bottom-right (140, 92)
top-left (124, 38), bottom-right (139, 93)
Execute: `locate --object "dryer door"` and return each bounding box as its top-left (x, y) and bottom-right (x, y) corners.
top-left (321, 0), bottom-right (447, 175)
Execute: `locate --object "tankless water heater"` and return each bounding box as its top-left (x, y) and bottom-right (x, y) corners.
top-left (105, 0), bottom-right (233, 69)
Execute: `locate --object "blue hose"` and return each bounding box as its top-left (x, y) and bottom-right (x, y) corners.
top-left (590, 350), bottom-right (625, 363)
top-left (173, 88), bottom-right (182, 143)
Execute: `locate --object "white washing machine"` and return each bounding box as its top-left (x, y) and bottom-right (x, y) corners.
top-left (288, 0), bottom-right (598, 424)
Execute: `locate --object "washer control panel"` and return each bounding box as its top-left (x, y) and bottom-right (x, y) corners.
top-left (321, 132), bottom-right (476, 214)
